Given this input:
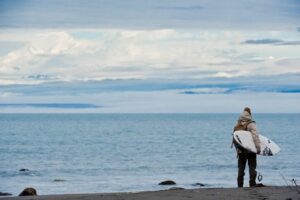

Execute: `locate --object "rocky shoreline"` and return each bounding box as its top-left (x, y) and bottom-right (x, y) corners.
top-left (1, 186), bottom-right (299, 200)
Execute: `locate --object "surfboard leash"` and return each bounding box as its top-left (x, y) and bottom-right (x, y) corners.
top-left (257, 172), bottom-right (263, 182)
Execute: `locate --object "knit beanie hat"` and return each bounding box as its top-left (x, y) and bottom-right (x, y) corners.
top-left (244, 107), bottom-right (251, 115)
top-left (239, 107), bottom-right (252, 121)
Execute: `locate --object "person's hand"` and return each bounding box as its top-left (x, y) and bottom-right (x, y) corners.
top-left (257, 150), bottom-right (261, 154)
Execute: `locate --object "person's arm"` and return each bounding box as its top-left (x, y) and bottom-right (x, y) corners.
top-left (247, 123), bottom-right (261, 153)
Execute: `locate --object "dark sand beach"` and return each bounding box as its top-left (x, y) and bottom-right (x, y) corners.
top-left (2, 186), bottom-right (299, 200)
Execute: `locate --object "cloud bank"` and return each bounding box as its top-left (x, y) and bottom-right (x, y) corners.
top-left (1, 29), bottom-right (300, 86)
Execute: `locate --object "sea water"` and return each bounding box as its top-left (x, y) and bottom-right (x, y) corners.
top-left (0, 114), bottom-right (299, 195)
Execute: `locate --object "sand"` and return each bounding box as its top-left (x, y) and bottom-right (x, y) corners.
top-left (2, 186), bottom-right (300, 200)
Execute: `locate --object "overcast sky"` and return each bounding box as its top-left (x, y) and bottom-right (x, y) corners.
top-left (1, 0), bottom-right (299, 30)
top-left (0, 0), bottom-right (299, 113)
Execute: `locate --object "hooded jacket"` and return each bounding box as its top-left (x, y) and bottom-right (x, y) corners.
top-left (235, 110), bottom-right (261, 153)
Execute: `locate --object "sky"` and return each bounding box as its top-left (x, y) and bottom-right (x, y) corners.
top-left (0, 0), bottom-right (300, 113)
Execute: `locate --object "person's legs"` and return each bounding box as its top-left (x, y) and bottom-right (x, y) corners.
top-left (237, 153), bottom-right (247, 187)
top-left (248, 153), bottom-right (257, 187)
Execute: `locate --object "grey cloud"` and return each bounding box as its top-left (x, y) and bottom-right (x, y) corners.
top-left (179, 88), bottom-right (230, 95)
top-left (26, 74), bottom-right (56, 80)
top-left (156, 6), bottom-right (204, 11)
top-left (276, 41), bottom-right (300, 45)
top-left (242, 39), bottom-right (284, 44)
top-left (275, 58), bottom-right (300, 66)
top-left (242, 39), bottom-right (300, 46)
top-left (0, 103), bottom-right (101, 109)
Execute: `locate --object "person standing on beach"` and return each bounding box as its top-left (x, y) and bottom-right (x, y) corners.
top-left (233, 107), bottom-right (261, 187)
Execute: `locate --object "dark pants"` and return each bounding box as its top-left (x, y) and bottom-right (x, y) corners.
top-left (237, 152), bottom-right (257, 187)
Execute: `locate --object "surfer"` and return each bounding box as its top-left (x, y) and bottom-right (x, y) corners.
top-left (233, 107), bottom-right (261, 187)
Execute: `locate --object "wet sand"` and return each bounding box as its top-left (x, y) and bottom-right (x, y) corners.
top-left (2, 186), bottom-right (300, 200)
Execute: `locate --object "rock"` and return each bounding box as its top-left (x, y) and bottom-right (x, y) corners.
top-left (19, 168), bottom-right (30, 172)
top-left (19, 188), bottom-right (37, 196)
top-left (159, 180), bottom-right (176, 185)
top-left (191, 182), bottom-right (206, 187)
top-left (0, 192), bottom-right (12, 196)
top-left (54, 179), bottom-right (66, 182)
top-left (168, 187), bottom-right (185, 190)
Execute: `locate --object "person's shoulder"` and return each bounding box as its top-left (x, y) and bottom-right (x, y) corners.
top-left (246, 120), bottom-right (255, 126)
top-left (247, 121), bottom-right (258, 131)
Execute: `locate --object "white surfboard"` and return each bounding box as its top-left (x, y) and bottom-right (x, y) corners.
top-left (233, 130), bottom-right (280, 156)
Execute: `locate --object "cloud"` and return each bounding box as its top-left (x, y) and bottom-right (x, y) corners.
top-left (276, 41), bottom-right (300, 46)
top-left (242, 38), bottom-right (300, 45)
top-left (242, 39), bottom-right (284, 44)
top-left (27, 32), bottom-right (93, 57)
top-left (0, 31), bottom-right (93, 84)
top-left (275, 58), bottom-right (300, 69)
top-left (156, 6), bottom-right (204, 11)
top-left (179, 88), bottom-right (230, 95)
top-left (0, 103), bottom-right (101, 109)
top-left (1, 90), bottom-right (300, 113)
top-left (26, 74), bottom-right (56, 80)
top-left (1, 73), bottom-right (300, 97)
top-left (0, 29), bottom-right (227, 84)
top-left (1, 29), bottom-right (300, 85)
top-left (0, 41), bottom-right (25, 56)
top-left (0, 72), bottom-right (300, 113)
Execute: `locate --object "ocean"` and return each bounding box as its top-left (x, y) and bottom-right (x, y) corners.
top-left (0, 114), bottom-right (299, 195)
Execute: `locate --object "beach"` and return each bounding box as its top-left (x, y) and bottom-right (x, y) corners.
top-left (1, 186), bottom-right (299, 200)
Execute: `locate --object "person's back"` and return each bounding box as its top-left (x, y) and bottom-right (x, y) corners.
top-left (233, 107), bottom-right (261, 187)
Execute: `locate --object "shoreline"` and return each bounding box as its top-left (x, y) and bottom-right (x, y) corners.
top-left (1, 186), bottom-right (299, 200)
